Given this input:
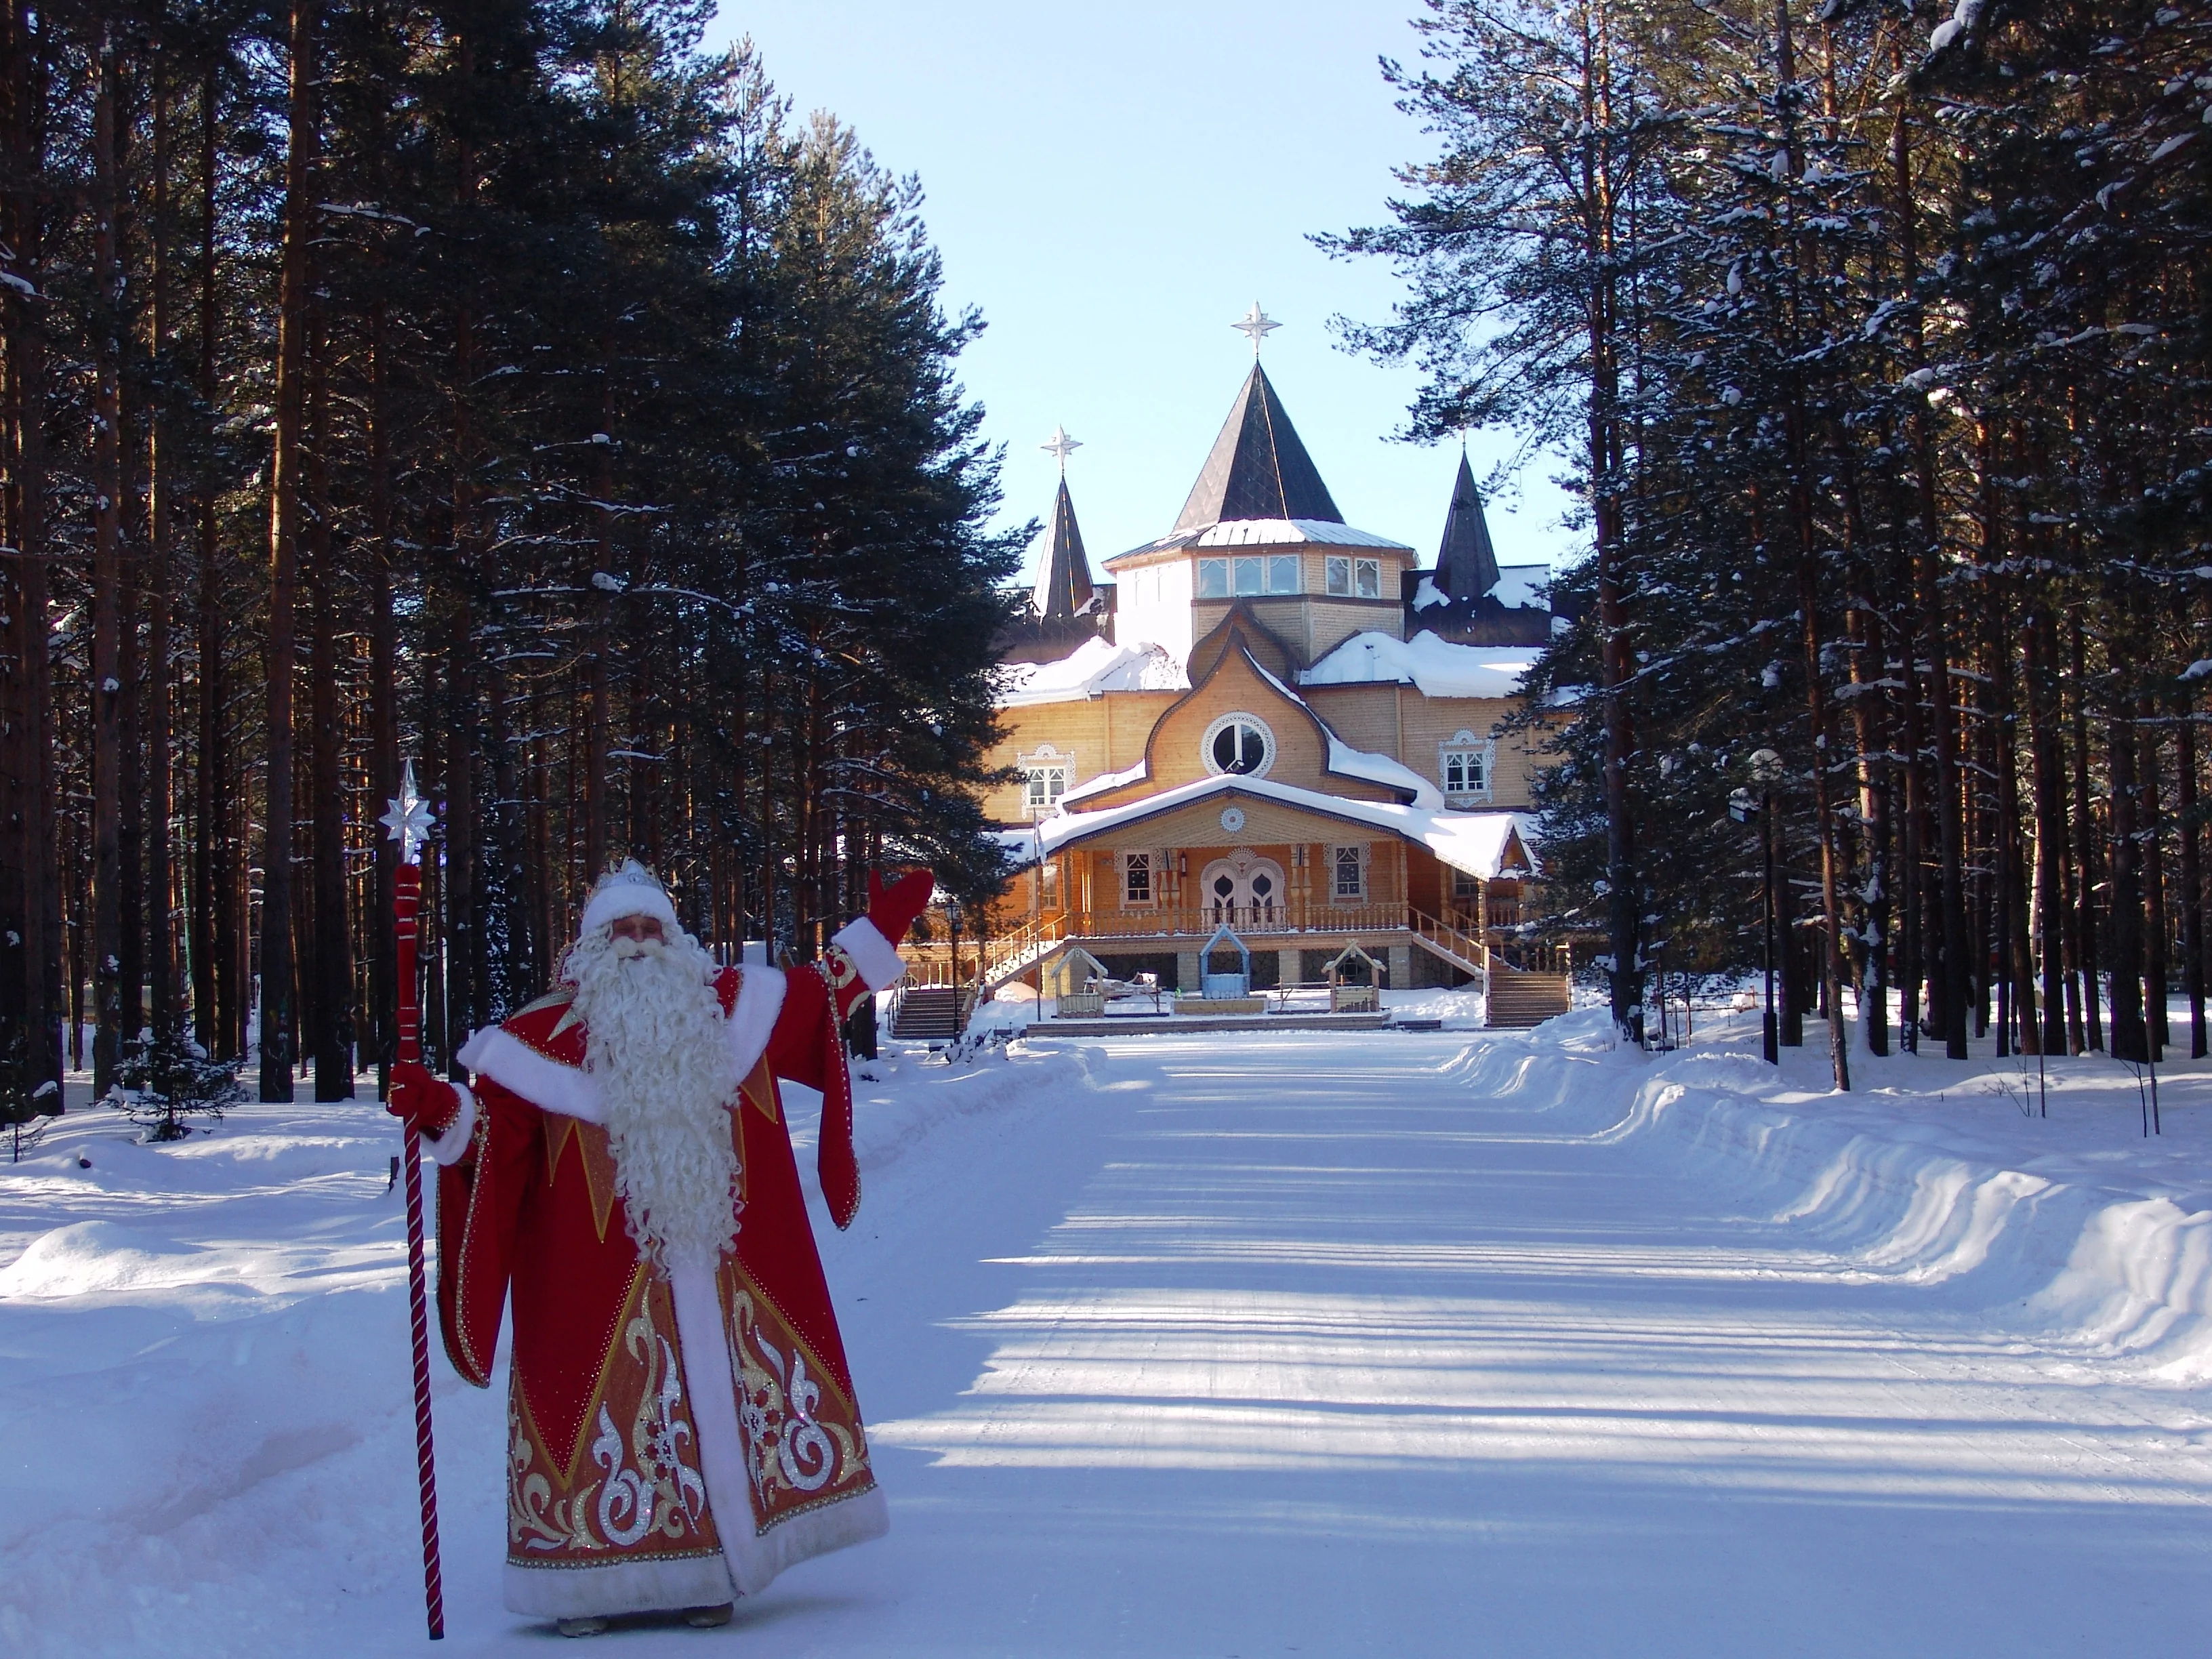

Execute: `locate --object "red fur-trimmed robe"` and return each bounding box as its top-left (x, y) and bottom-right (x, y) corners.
top-left (424, 920), bottom-right (902, 1620)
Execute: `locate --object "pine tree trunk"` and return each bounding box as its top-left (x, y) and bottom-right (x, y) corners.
top-left (3, 0), bottom-right (61, 1100)
top-left (259, 0), bottom-right (316, 1100)
top-left (2107, 684), bottom-right (2148, 1063)
top-left (2071, 614), bottom-right (2103, 1049)
top-left (90, 27), bottom-right (126, 1093)
top-left (190, 63), bottom-right (224, 1057)
top-left (308, 346), bottom-right (350, 1101)
top-left (1893, 525), bottom-right (1925, 1051)
top-left (367, 304), bottom-right (397, 1085)
top-left (2177, 701), bottom-right (2206, 1059)
top-left (2139, 697), bottom-right (2169, 1060)
top-left (146, 53), bottom-right (176, 1042)
top-left (2026, 603), bottom-right (2069, 1056)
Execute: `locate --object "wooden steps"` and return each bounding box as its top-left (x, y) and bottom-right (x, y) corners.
top-left (891, 985), bottom-right (972, 1041)
top-left (1485, 968), bottom-right (1572, 1029)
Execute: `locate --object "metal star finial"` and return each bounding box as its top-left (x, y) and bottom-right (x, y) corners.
top-left (1040, 424), bottom-right (1082, 474)
top-left (1233, 302), bottom-right (1279, 356)
top-left (380, 760), bottom-right (434, 865)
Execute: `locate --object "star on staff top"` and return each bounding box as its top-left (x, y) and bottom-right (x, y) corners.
top-left (380, 760), bottom-right (434, 865)
top-left (1233, 302), bottom-right (1279, 356)
top-left (1040, 424), bottom-right (1082, 473)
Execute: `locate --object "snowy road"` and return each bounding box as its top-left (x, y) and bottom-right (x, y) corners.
top-left (7, 1029), bottom-right (2211, 1656)
top-left (819, 1033), bottom-right (2212, 1657)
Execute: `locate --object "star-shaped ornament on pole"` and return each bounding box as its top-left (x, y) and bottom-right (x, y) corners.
top-left (1233, 302), bottom-right (1279, 356)
top-left (380, 760), bottom-right (434, 867)
top-left (1040, 424), bottom-right (1082, 474)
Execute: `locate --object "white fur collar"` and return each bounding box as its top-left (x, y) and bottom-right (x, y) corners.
top-left (455, 964), bottom-right (788, 1124)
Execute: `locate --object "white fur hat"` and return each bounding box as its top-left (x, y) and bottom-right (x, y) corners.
top-left (579, 859), bottom-right (681, 937)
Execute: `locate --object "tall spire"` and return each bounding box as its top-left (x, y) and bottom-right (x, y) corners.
top-left (1436, 450), bottom-right (1500, 598)
top-left (1172, 361), bottom-right (1344, 534)
top-left (1033, 475), bottom-right (1095, 620)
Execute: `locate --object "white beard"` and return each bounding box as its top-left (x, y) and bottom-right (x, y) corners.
top-left (564, 926), bottom-right (742, 1271)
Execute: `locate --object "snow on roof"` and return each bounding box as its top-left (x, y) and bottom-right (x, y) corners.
top-left (1326, 735), bottom-right (1441, 808)
top-left (1492, 564), bottom-right (1550, 611)
top-left (996, 637), bottom-right (1187, 708)
top-left (1061, 757), bottom-right (1147, 807)
top-left (1112, 518), bottom-right (1412, 562)
top-left (1023, 770), bottom-right (1536, 880)
top-left (1300, 630), bottom-right (1539, 700)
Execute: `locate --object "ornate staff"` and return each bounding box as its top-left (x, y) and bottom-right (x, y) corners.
top-left (380, 762), bottom-right (445, 1641)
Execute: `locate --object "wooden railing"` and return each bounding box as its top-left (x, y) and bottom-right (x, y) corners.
top-left (1407, 908), bottom-right (1490, 976)
top-left (902, 912), bottom-right (1070, 989)
top-left (899, 905), bottom-right (1549, 989)
top-left (1045, 903), bottom-right (1414, 942)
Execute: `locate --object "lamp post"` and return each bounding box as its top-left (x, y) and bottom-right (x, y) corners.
top-left (945, 896), bottom-right (964, 1010)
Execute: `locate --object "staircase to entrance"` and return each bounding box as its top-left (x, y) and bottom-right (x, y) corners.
top-left (890, 985), bottom-right (973, 1041)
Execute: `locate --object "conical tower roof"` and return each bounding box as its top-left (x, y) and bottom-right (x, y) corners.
top-left (1172, 363), bottom-right (1345, 534)
top-left (1436, 451), bottom-right (1500, 598)
top-left (1032, 476), bottom-right (1095, 619)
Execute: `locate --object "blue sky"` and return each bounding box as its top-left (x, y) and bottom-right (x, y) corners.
top-left (710, 1), bottom-right (1576, 583)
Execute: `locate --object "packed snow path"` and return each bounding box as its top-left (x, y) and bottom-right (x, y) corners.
top-left (840, 1034), bottom-right (2212, 1656)
top-left (5, 1028), bottom-right (2211, 1656)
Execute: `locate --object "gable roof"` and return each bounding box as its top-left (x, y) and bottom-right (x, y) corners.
top-left (1032, 477), bottom-right (1095, 619)
top-left (1172, 363), bottom-right (1345, 533)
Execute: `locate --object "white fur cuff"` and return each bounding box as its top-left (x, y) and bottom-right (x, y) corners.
top-left (421, 1082), bottom-right (477, 1166)
top-left (832, 916), bottom-right (907, 991)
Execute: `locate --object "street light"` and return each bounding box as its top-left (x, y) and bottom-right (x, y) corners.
top-left (1732, 758), bottom-right (1782, 1065)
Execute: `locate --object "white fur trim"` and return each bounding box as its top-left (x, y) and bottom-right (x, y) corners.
top-left (667, 1263), bottom-right (889, 1598)
top-left (502, 1550), bottom-right (734, 1620)
top-left (579, 878), bottom-right (681, 939)
top-left (419, 1082), bottom-right (477, 1166)
top-left (832, 916), bottom-right (907, 992)
top-left (725, 966), bottom-right (787, 1082)
top-left (668, 1266), bottom-right (766, 1595)
top-left (457, 1025), bottom-right (605, 1124)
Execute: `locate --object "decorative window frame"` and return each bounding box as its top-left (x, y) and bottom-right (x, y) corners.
top-left (1121, 850), bottom-right (1158, 908)
top-left (1330, 842), bottom-right (1370, 902)
top-left (1439, 729), bottom-right (1495, 804)
top-left (1196, 557), bottom-right (1229, 598)
top-left (1353, 556), bottom-right (1382, 599)
top-left (1018, 743), bottom-right (1076, 820)
top-left (1199, 711), bottom-right (1275, 779)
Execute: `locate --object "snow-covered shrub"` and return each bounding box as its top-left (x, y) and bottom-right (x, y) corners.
top-left (0, 1029), bottom-right (62, 1162)
top-left (103, 1031), bottom-right (245, 1143)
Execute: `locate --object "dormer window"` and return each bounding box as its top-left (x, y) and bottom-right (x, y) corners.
top-left (1326, 556), bottom-right (1382, 598)
top-left (1019, 743), bottom-right (1073, 819)
top-left (1198, 555), bottom-right (1300, 598)
top-left (1441, 730), bottom-right (1494, 802)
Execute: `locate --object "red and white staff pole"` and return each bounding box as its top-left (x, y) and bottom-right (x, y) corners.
top-left (382, 762), bottom-right (445, 1641)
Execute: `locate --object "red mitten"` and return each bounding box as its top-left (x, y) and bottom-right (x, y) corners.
top-left (866, 866), bottom-right (935, 945)
top-left (386, 1059), bottom-right (461, 1139)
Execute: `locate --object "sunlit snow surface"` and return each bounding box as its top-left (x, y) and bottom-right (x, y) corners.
top-left (5, 1019), bottom-right (2212, 1655)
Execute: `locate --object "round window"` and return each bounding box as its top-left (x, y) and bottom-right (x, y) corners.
top-left (1200, 712), bottom-right (1275, 779)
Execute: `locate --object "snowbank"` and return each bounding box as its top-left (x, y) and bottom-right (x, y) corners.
top-left (1475, 1010), bottom-right (2212, 1384)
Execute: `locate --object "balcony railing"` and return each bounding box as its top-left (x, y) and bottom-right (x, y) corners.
top-left (900, 903), bottom-right (1523, 987)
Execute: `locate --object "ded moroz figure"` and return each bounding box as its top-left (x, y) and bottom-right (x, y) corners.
top-left (386, 858), bottom-right (934, 1637)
